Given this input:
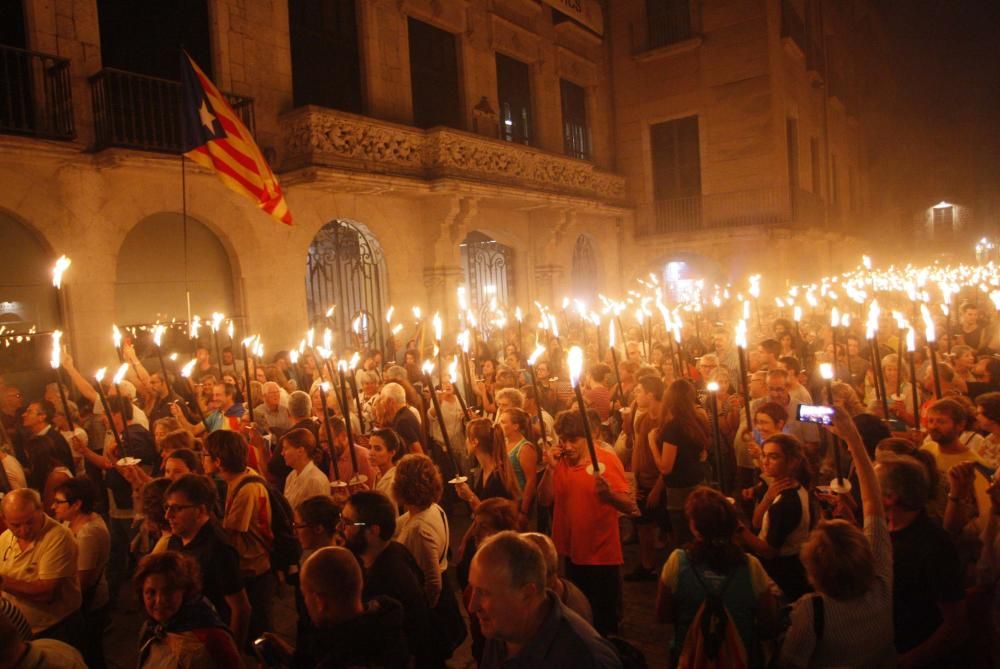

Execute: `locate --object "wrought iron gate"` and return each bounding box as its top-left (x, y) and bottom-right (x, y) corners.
top-left (461, 231), bottom-right (514, 336)
top-left (571, 234), bottom-right (598, 298)
top-left (306, 220), bottom-right (387, 350)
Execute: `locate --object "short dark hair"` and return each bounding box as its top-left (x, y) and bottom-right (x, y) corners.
top-left (133, 551), bottom-right (201, 601)
top-left (164, 448), bottom-right (202, 474)
top-left (637, 375), bottom-right (664, 401)
top-left (759, 339), bottom-right (781, 357)
top-left (348, 490), bottom-right (398, 540)
top-left (166, 473), bottom-right (218, 509)
top-left (754, 401), bottom-right (788, 426)
top-left (553, 410), bottom-right (587, 441)
top-left (589, 363), bottom-right (611, 384)
top-left (33, 400), bottom-right (56, 424)
top-left (54, 477), bottom-right (98, 514)
top-left (141, 478), bottom-right (172, 527)
top-left (976, 391), bottom-right (1000, 424)
top-left (927, 398), bottom-right (966, 426)
top-left (297, 495), bottom-right (341, 535)
top-left (204, 430), bottom-right (248, 473)
top-left (778, 356), bottom-right (801, 373)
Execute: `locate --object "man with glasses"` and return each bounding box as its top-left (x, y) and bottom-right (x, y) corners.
top-left (765, 368), bottom-right (819, 450)
top-left (340, 490), bottom-right (438, 665)
top-left (0, 489), bottom-right (81, 645)
top-left (20, 400), bottom-right (74, 473)
top-left (163, 473), bottom-right (250, 647)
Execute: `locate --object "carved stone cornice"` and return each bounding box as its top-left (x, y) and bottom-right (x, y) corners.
top-left (279, 106), bottom-right (626, 205)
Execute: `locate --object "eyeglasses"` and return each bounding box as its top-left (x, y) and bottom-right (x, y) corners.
top-left (51, 498), bottom-right (71, 506)
top-left (291, 522), bottom-right (312, 530)
top-left (337, 518), bottom-right (367, 528)
top-left (164, 504), bottom-right (197, 515)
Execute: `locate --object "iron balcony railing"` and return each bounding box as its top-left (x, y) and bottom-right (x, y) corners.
top-left (90, 67), bottom-right (255, 153)
top-left (641, 186), bottom-right (828, 236)
top-left (0, 44), bottom-right (74, 140)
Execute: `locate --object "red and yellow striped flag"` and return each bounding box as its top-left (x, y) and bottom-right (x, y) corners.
top-left (180, 53), bottom-right (292, 225)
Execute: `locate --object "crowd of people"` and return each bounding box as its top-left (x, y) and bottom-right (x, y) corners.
top-left (0, 290), bottom-right (999, 668)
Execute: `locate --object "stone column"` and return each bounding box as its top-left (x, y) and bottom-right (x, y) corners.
top-left (422, 195), bottom-right (478, 326)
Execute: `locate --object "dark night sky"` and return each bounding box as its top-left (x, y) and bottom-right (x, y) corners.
top-left (872, 1), bottom-right (1000, 233)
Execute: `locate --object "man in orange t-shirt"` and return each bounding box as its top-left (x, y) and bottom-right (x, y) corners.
top-left (538, 410), bottom-right (636, 635)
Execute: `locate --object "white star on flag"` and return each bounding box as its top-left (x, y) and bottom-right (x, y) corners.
top-left (199, 100), bottom-right (216, 133)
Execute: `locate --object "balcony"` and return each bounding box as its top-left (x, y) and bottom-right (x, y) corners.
top-left (638, 186), bottom-right (827, 236)
top-left (0, 44), bottom-right (74, 140)
top-left (90, 68), bottom-right (255, 153)
top-left (280, 106), bottom-right (626, 203)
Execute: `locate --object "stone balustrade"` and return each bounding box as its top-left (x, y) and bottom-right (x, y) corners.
top-left (280, 105), bottom-right (626, 203)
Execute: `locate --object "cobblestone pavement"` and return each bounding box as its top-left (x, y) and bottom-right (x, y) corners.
top-left (105, 513), bottom-right (670, 668)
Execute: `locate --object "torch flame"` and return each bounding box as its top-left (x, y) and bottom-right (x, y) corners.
top-left (349, 352), bottom-right (360, 369)
top-left (289, 350), bottom-right (299, 364)
top-left (706, 381), bottom-right (719, 393)
top-left (609, 320), bottom-right (616, 349)
top-left (113, 363), bottom-right (128, 386)
top-left (52, 255), bottom-right (71, 289)
top-left (95, 367), bottom-right (107, 383)
top-left (793, 305), bottom-right (802, 322)
top-left (528, 343), bottom-right (546, 366)
top-left (112, 324), bottom-right (122, 348)
top-left (567, 346), bottom-right (584, 386)
top-left (735, 320), bottom-right (747, 349)
top-left (421, 360), bottom-right (434, 375)
top-left (448, 357), bottom-right (458, 384)
top-left (153, 324), bottom-right (166, 347)
top-left (181, 360), bottom-right (196, 378)
top-left (866, 300), bottom-right (881, 340)
top-left (515, 306), bottom-right (523, 322)
top-left (50, 331), bottom-right (62, 369)
top-left (386, 306), bottom-right (395, 323)
top-left (921, 304), bottom-right (936, 343)
top-left (412, 306), bottom-right (422, 320)
top-left (820, 362), bottom-right (834, 380)
top-left (906, 328), bottom-right (916, 353)
top-left (433, 312), bottom-right (442, 341)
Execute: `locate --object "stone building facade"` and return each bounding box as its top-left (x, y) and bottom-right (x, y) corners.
top-left (0, 0), bottom-right (870, 370)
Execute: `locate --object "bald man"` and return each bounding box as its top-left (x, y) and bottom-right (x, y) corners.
top-left (469, 531), bottom-right (622, 669)
top-left (274, 546), bottom-right (409, 668)
top-left (0, 489), bottom-right (82, 644)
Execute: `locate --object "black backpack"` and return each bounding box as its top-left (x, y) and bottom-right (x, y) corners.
top-left (232, 474), bottom-right (301, 574)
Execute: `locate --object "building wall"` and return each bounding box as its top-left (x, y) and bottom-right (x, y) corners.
top-left (0, 0), bottom-right (875, 370)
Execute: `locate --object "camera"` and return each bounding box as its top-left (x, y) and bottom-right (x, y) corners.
top-left (796, 403), bottom-right (834, 426)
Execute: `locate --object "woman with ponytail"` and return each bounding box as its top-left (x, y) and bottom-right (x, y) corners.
top-left (455, 418), bottom-right (520, 511)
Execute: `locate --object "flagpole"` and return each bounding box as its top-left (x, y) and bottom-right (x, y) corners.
top-left (179, 50), bottom-right (192, 336)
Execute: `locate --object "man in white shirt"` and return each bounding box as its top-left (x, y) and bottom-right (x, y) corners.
top-left (281, 428), bottom-right (330, 509)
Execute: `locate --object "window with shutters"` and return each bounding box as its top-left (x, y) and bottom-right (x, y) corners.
top-left (650, 116), bottom-right (701, 201)
top-left (408, 18), bottom-right (462, 130)
top-left (560, 79), bottom-right (590, 160)
top-left (289, 0), bottom-right (363, 113)
top-left (497, 53), bottom-right (532, 145)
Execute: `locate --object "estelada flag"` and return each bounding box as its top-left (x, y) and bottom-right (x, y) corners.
top-left (180, 52), bottom-right (292, 225)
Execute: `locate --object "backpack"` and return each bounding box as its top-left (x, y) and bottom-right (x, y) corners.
top-left (677, 554), bottom-right (749, 669)
top-left (232, 474), bottom-right (301, 574)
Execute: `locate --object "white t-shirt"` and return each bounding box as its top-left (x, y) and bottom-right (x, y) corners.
top-left (0, 454), bottom-right (26, 490)
top-left (69, 515), bottom-right (110, 611)
top-left (283, 461), bottom-right (331, 510)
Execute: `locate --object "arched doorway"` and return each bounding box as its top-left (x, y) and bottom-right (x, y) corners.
top-left (305, 220), bottom-right (387, 350)
top-left (0, 211), bottom-right (56, 380)
top-left (116, 213), bottom-right (235, 352)
top-left (461, 230), bottom-right (515, 335)
top-left (570, 234), bottom-right (598, 299)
